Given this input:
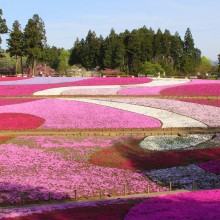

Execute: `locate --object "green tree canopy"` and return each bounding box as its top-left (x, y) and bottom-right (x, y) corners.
top-left (57, 48), bottom-right (70, 75)
top-left (0, 9), bottom-right (8, 45)
top-left (6, 20), bottom-right (23, 73)
top-left (23, 14), bottom-right (47, 75)
top-left (139, 61), bottom-right (164, 76)
top-left (197, 56), bottom-right (212, 74)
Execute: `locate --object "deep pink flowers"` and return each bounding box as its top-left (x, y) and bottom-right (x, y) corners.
top-left (125, 189), bottom-right (220, 220)
top-left (161, 83), bottom-right (220, 96)
top-left (0, 113), bottom-right (45, 130)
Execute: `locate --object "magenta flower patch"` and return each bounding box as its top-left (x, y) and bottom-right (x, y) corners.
top-left (0, 113), bottom-right (45, 130)
top-left (125, 189), bottom-right (220, 220)
top-left (161, 83), bottom-right (220, 96)
top-left (199, 160), bottom-right (220, 174)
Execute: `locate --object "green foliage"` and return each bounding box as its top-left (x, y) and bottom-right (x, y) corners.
top-left (197, 56), bottom-right (212, 74)
top-left (0, 9), bottom-right (8, 45)
top-left (57, 48), bottom-right (70, 75)
top-left (139, 61), bottom-right (164, 76)
top-left (69, 26), bottom-right (201, 76)
top-left (103, 28), bottom-right (125, 69)
top-left (23, 14), bottom-right (47, 75)
top-left (6, 20), bottom-right (23, 73)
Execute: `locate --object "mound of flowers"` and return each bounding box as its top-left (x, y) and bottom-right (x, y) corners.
top-left (199, 160), bottom-right (220, 174)
top-left (124, 189), bottom-right (220, 220)
top-left (139, 134), bottom-right (213, 151)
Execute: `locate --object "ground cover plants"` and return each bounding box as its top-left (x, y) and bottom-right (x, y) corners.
top-left (0, 77), bottom-right (220, 219)
top-left (93, 97), bottom-right (220, 127)
top-left (89, 137), bottom-right (220, 170)
top-left (0, 136), bottom-right (167, 206)
top-left (124, 189), bottom-right (220, 220)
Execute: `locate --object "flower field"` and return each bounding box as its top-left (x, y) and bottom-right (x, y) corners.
top-left (0, 76), bottom-right (220, 219)
top-left (0, 136), bottom-right (167, 205)
top-left (124, 189), bottom-right (220, 220)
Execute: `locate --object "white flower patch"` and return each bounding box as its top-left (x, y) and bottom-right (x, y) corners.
top-left (140, 134), bottom-right (213, 151)
top-left (141, 77), bottom-right (190, 87)
top-left (61, 98), bottom-right (207, 128)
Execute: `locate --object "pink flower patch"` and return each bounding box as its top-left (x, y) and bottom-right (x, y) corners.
top-left (0, 113), bottom-right (45, 130)
top-left (161, 83), bottom-right (220, 96)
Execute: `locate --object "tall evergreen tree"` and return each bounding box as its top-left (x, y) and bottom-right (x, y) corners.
top-left (181, 28), bottom-right (201, 74)
top-left (183, 28), bottom-right (194, 56)
top-left (7, 20), bottom-right (23, 73)
top-left (161, 29), bottom-right (171, 63)
top-left (170, 32), bottom-right (183, 70)
top-left (23, 14), bottom-right (47, 76)
top-left (153, 29), bottom-right (163, 62)
top-left (82, 30), bottom-right (101, 69)
top-left (126, 30), bottom-right (142, 74)
top-left (138, 26), bottom-right (154, 64)
top-left (69, 38), bottom-right (82, 66)
top-left (103, 28), bottom-right (125, 69)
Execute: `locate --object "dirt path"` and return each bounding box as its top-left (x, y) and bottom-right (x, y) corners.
top-left (0, 127), bottom-right (220, 137)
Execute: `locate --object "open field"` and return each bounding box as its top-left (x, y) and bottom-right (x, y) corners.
top-left (0, 77), bottom-right (220, 219)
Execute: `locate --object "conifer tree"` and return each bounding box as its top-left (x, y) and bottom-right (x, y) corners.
top-left (0, 9), bottom-right (8, 45)
top-left (7, 20), bottom-right (23, 73)
top-left (23, 14), bottom-right (47, 76)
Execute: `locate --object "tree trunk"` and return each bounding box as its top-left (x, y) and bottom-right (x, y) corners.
top-left (20, 57), bottom-right (23, 76)
top-left (15, 56), bottom-right (18, 76)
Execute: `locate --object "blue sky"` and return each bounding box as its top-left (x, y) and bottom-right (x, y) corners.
top-left (0, 0), bottom-right (219, 61)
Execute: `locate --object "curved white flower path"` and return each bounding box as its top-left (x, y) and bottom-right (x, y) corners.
top-left (94, 97), bottom-right (220, 127)
top-left (33, 78), bottom-right (190, 96)
top-left (62, 98), bottom-right (207, 128)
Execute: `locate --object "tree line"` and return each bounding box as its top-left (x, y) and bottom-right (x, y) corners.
top-left (0, 8), bottom-right (220, 77)
top-left (69, 27), bottom-right (202, 76)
